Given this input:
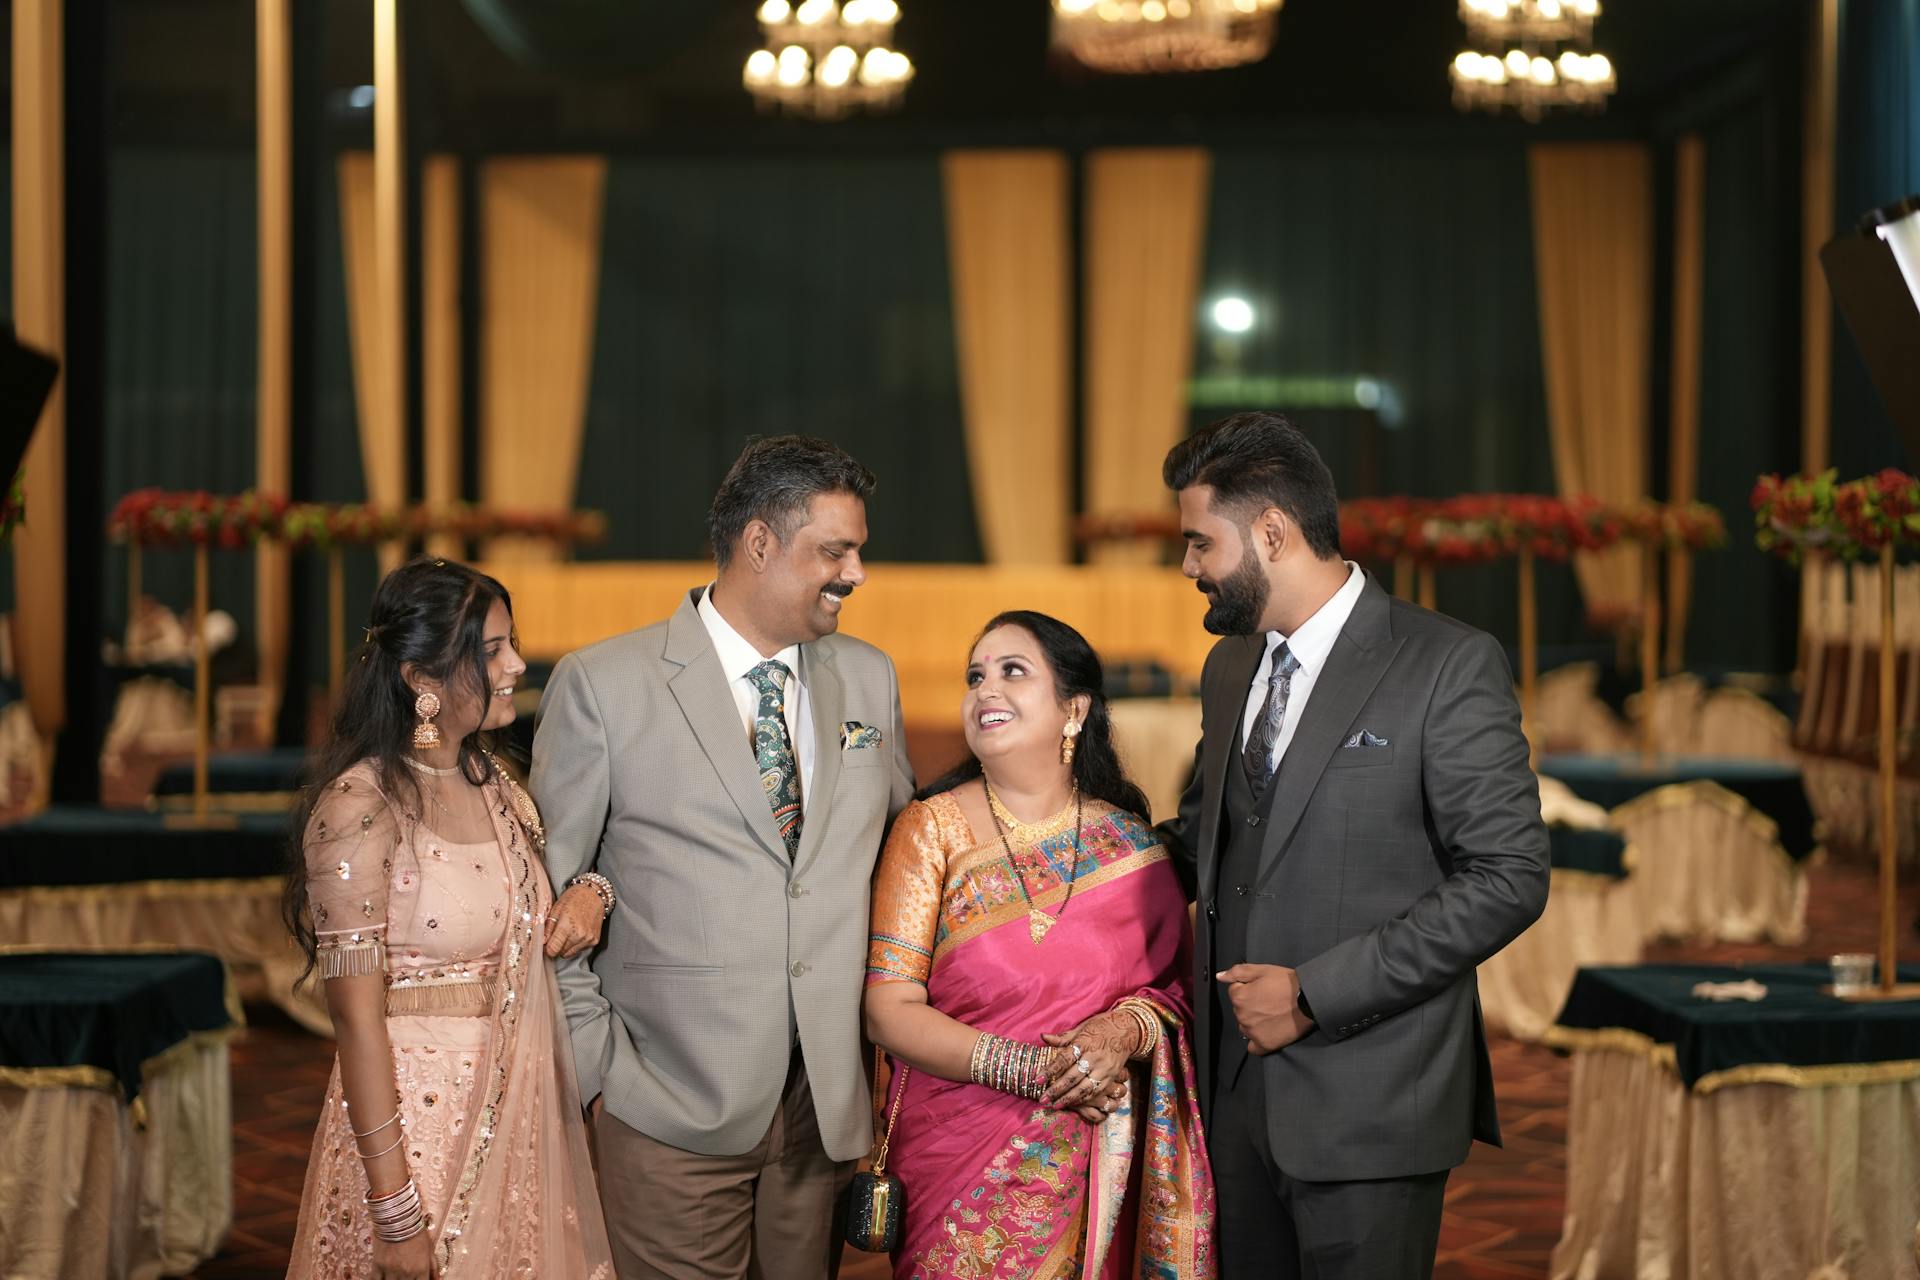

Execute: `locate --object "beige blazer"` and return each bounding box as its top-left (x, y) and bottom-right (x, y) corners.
top-left (531, 588), bottom-right (914, 1160)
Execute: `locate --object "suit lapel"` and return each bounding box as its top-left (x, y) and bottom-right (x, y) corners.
top-left (1254, 578), bottom-right (1403, 886)
top-left (791, 642), bottom-right (844, 881)
top-left (1199, 635), bottom-right (1265, 903)
top-left (664, 592), bottom-right (789, 869)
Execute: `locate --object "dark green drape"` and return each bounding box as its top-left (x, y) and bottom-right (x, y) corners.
top-left (101, 149), bottom-right (258, 658)
top-left (1831, 0), bottom-right (1920, 474)
top-left (1190, 140), bottom-right (1577, 648)
top-left (576, 155), bottom-right (978, 564)
top-left (1689, 97), bottom-right (1804, 673)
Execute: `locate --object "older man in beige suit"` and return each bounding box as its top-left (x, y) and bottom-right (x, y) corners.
top-left (532, 436), bottom-right (915, 1280)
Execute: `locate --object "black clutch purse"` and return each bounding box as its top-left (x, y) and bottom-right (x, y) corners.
top-left (843, 1060), bottom-right (908, 1252)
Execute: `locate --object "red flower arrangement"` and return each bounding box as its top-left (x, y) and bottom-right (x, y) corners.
top-left (1615, 499), bottom-right (1727, 552)
top-left (113, 492), bottom-right (612, 551)
top-left (107, 489), bottom-right (288, 549)
top-left (1752, 469), bottom-right (1920, 560)
top-left (1339, 498), bottom-right (1437, 562)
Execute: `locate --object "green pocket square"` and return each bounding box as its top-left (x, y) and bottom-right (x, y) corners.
top-left (840, 722), bottom-right (883, 750)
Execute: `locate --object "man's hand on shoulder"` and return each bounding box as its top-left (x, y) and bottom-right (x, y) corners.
top-left (1217, 963), bottom-right (1315, 1054)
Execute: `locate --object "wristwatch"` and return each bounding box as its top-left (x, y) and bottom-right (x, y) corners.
top-left (1295, 988), bottom-right (1315, 1022)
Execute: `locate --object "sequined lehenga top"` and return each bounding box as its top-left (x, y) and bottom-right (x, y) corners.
top-left (287, 757), bottom-right (612, 1279)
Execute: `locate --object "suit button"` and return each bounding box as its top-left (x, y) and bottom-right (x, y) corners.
top-left (789, 884), bottom-right (804, 899)
top-left (1246, 814), bottom-right (1261, 828)
top-left (790, 961), bottom-right (809, 978)
top-left (1233, 885), bottom-right (1250, 896)
top-left (1205, 902), bottom-right (1218, 920)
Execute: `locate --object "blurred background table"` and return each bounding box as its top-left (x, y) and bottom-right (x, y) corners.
top-left (1538, 755), bottom-right (1815, 944)
top-left (1546, 964), bottom-right (1920, 1280)
top-left (0, 951), bottom-right (240, 1278)
top-left (0, 810), bottom-right (324, 1033)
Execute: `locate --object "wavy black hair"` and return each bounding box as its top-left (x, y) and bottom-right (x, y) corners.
top-left (283, 556), bottom-right (517, 973)
top-left (917, 610), bottom-right (1151, 824)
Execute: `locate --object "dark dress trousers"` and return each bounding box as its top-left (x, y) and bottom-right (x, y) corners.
top-left (1158, 574), bottom-right (1549, 1279)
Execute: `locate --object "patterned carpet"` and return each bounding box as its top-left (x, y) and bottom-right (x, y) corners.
top-left (194, 856), bottom-right (1919, 1279)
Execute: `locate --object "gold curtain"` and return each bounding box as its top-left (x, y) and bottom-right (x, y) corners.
top-left (1082, 148), bottom-right (1210, 566)
top-left (254, 0), bottom-right (291, 738)
top-left (422, 156), bottom-right (462, 559)
top-left (1529, 143), bottom-right (1653, 619)
top-left (12, 0), bottom-right (66, 794)
top-left (1665, 135), bottom-right (1704, 674)
top-left (338, 152), bottom-right (406, 570)
top-left (941, 151), bottom-right (1073, 565)
top-left (478, 157), bottom-right (606, 562)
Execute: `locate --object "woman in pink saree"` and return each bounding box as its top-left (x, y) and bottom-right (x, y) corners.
top-left (865, 611), bottom-right (1215, 1280)
top-left (285, 559), bottom-right (614, 1278)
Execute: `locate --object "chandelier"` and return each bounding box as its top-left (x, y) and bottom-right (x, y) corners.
top-left (1450, 0), bottom-right (1614, 121)
top-left (1051, 0), bottom-right (1285, 75)
top-left (742, 0), bottom-right (914, 121)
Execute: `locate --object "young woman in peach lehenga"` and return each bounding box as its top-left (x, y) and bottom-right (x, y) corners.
top-left (285, 558), bottom-right (613, 1279)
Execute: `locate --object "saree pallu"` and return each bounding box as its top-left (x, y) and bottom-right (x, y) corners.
top-left (868, 794), bottom-right (1215, 1280)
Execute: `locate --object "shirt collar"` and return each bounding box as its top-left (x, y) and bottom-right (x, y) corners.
top-left (698, 585), bottom-right (803, 686)
top-left (1262, 561), bottom-right (1365, 679)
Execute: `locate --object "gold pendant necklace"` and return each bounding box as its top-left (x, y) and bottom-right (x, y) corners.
top-left (982, 779), bottom-right (1082, 945)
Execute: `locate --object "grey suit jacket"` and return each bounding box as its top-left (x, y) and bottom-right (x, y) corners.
top-left (531, 589), bottom-right (914, 1161)
top-left (1158, 574), bottom-right (1548, 1183)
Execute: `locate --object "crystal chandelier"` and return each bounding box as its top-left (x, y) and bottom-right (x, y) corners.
top-left (1450, 0), bottom-right (1614, 121)
top-left (1051, 0), bottom-right (1285, 75)
top-left (742, 0), bottom-right (914, 121)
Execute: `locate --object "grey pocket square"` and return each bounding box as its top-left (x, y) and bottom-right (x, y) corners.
top-left (1342, 731), bottom-right (1391, 749)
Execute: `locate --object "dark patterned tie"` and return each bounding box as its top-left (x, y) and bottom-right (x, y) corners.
top-left (1243, 643), bottom-right (1301, 784)
top-left (747, 660), bottom-right (803, 858)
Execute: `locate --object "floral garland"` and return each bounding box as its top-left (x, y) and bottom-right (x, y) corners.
top-left (1753, 469), bottom-right (1920, 560)
top-left (109, 492), bottom-right (609, 550)
top-left (1613, 499), bottom-right (1728, 553)
top-left (1339, 497), bottom-right (1437, 563)
top-left (1079, 494), bottom-right (1726, 565)
top-left (0, 468), bottom-right (23, 546)
top-left (107, 489), bottom-right (288, 549)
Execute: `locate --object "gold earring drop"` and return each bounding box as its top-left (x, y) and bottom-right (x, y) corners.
top-left (1061, 719), bottom-right (1081, 766)
top-left (413, 690), bottom-right (442, 749)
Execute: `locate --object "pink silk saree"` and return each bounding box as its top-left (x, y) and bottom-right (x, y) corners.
top-left (867, 792), bottom-right (1215, 1280)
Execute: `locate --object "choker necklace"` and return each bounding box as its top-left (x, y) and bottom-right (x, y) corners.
top-left (403, 755), bottom-right (462, 778)
top-left (982, 778), bottom-right (1083, 945)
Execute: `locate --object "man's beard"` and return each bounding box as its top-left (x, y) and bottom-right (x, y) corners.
top-left (1199, 543), bottom-right (1269, 635)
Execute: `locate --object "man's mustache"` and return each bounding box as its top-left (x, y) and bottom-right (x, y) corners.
top-left (822, 582), bottom-right (854, 599)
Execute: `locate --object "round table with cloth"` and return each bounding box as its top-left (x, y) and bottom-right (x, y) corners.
top-left (1476, 823), bottom-right (1645, 1041)
top-left (0, 808), bottom-right (327, 1033)
top-left (1545, 964), bottom-right (1920, 1280)
top-left (0, 950), bottom-right (241, 1278)
top-left (1537, 755), bottom-right (1815, 944)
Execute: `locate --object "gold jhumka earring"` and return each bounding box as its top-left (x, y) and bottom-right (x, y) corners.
top-left (413, 690), bottom-right (442, 749)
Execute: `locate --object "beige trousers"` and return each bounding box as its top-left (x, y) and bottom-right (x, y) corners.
top-left (592, 1048), bottom-right (854, 1280)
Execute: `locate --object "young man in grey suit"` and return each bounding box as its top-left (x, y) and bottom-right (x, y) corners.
top-left (1156, 413), bottom-right (1549, 1280)
top-left (532, 436), bottom-right (915, 1279)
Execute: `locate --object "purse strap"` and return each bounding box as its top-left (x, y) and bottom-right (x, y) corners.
top-left (870, 1050), bottom-right (909, 1177)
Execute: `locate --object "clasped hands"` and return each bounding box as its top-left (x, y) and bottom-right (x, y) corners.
top-left (1217, 963), bottom-right (1314, 1054)
top-left (1037, 1010), bottom-right (1139, 1123)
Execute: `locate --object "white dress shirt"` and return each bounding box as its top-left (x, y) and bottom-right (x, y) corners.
top-left (1239, 562), bottom-right (1366, 771)
top-left (699, 585), bottom-right (816, 813)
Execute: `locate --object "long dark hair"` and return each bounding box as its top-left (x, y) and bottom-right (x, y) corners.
top-left (284, 557), bottom-right (517, 972)
top-left (917, 610), bottom-right (1151, 823)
